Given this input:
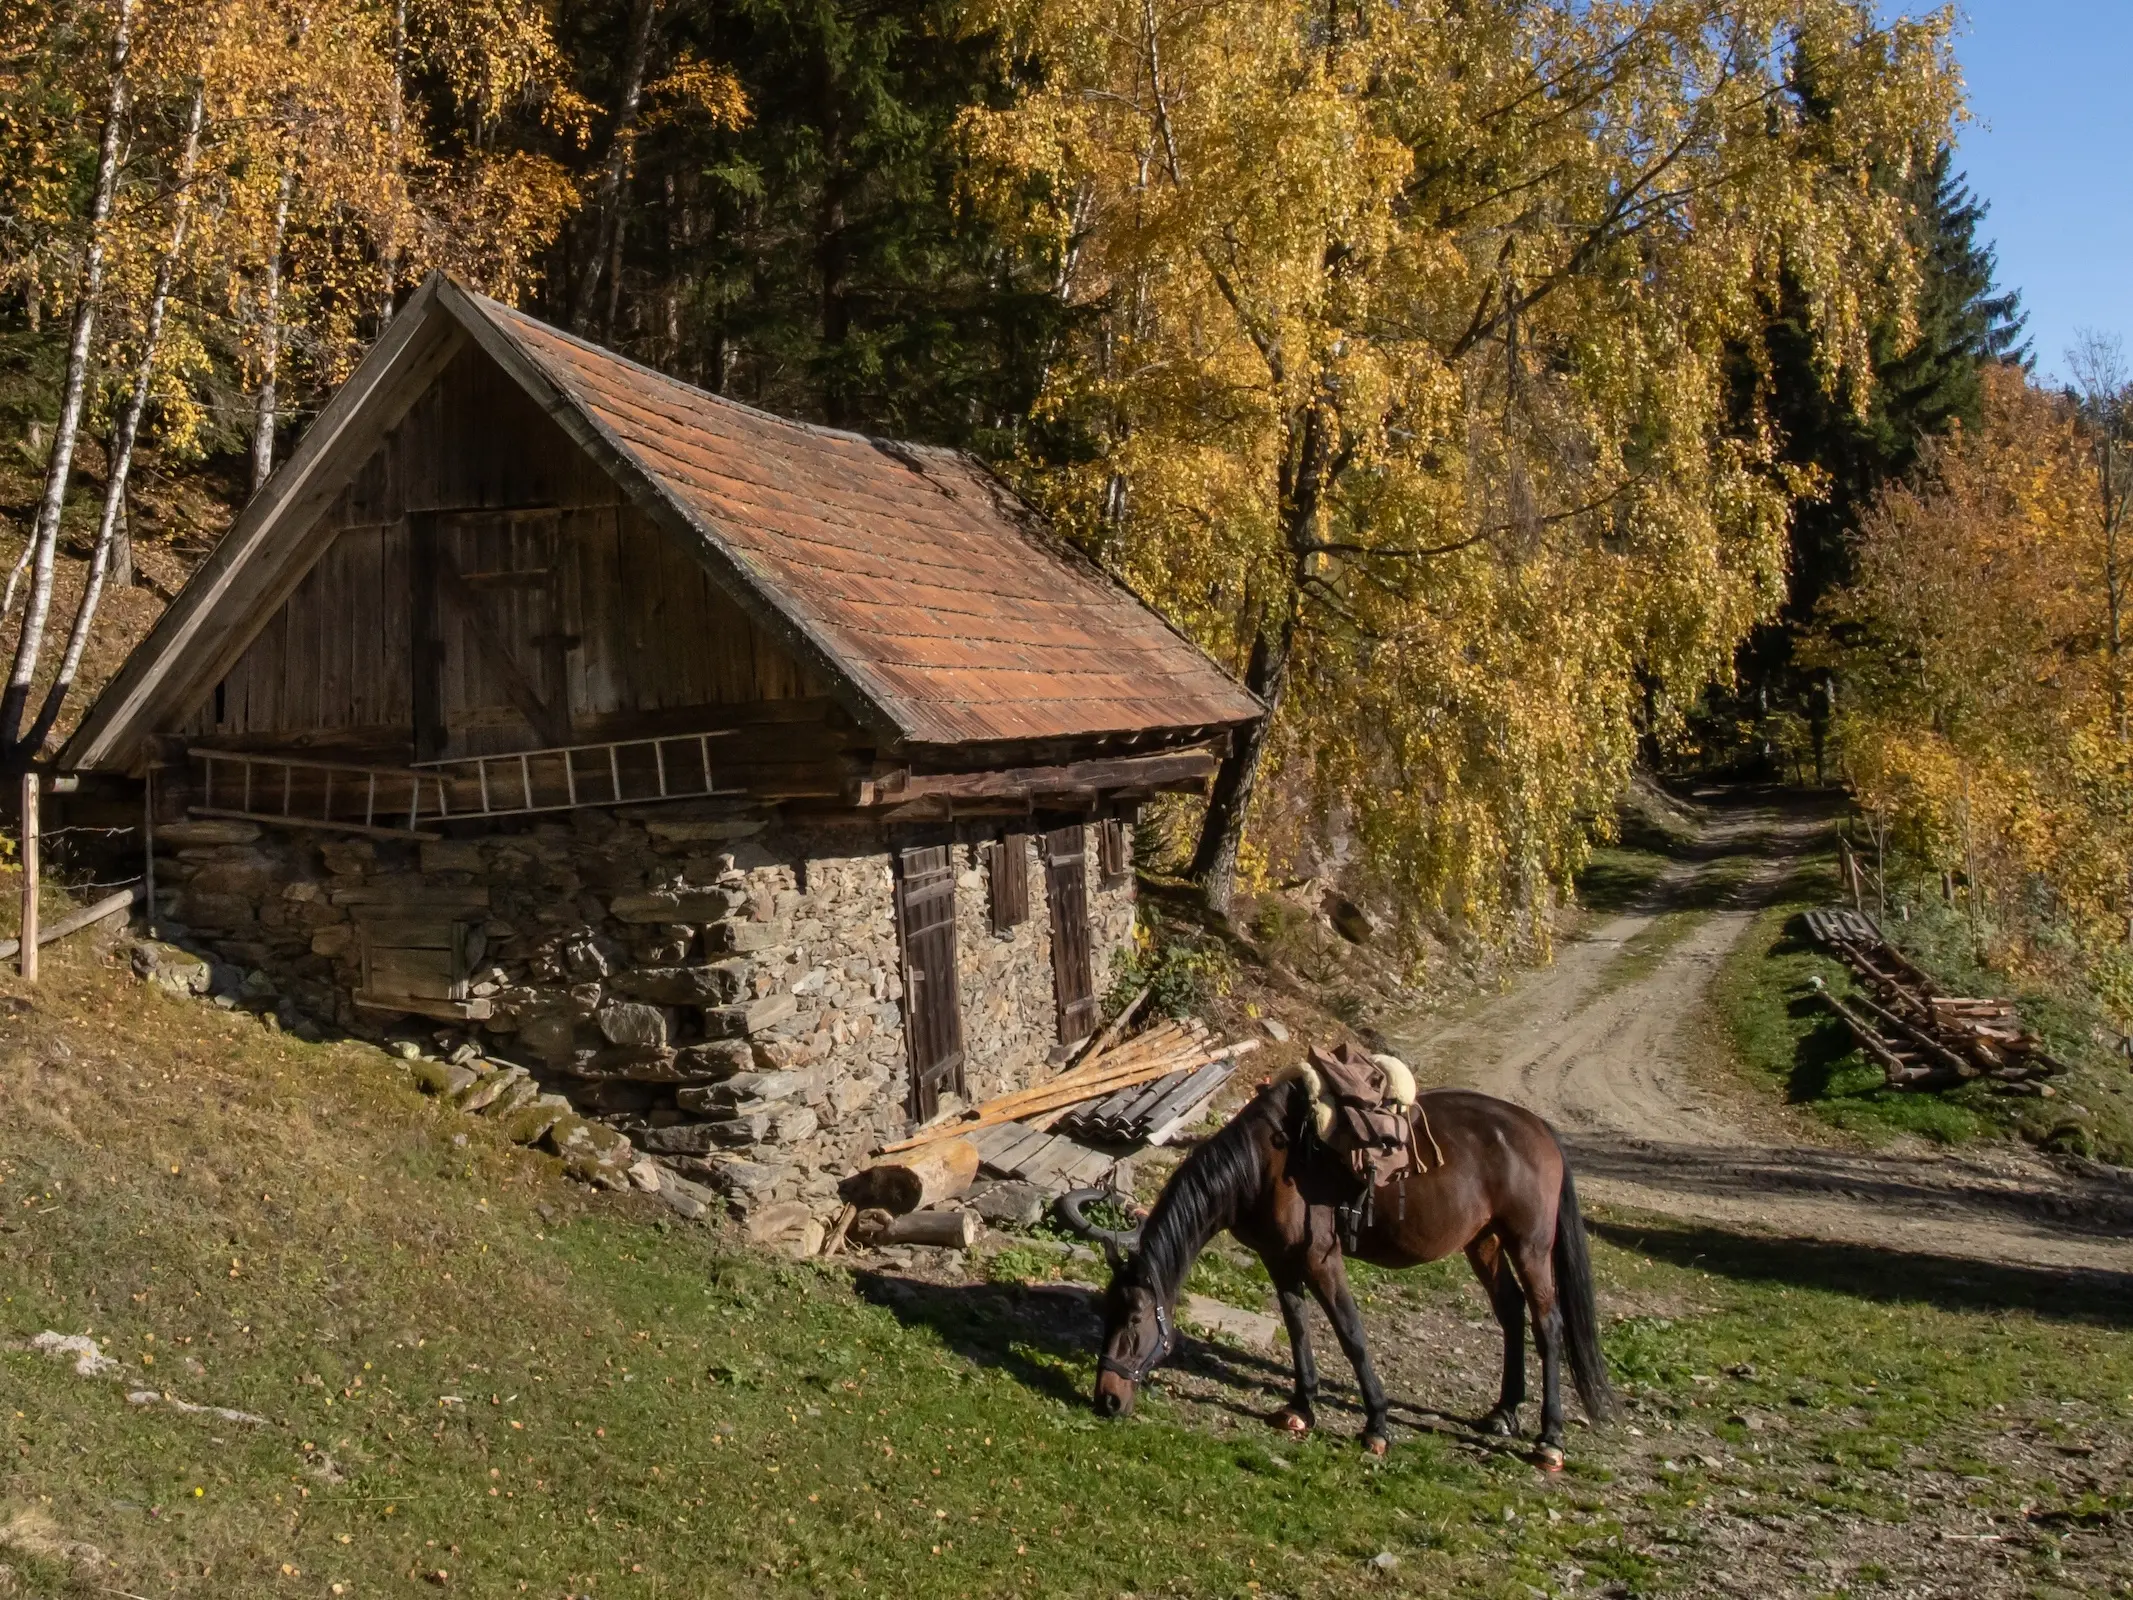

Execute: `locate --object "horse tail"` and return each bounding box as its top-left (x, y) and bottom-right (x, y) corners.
top-left (1550, 1145), bottom-right (1621, 1424)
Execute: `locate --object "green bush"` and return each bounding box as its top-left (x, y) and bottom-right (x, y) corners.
top-left (1107, 924), bottom-right (1235, 1017)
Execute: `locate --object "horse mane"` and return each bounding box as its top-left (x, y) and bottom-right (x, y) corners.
top-left (1129, 1076), bottom-right (1293, 1304)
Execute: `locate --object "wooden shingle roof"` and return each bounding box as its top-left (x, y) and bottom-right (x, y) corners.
top-left (465, 296), bottom-right (1259, 747)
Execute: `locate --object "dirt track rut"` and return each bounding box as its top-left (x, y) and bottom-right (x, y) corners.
top-left (1384, 798), bottom-right (2133, 1277)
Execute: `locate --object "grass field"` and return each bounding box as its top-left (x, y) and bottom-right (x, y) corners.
top-left (5, 917), bottom-right (2133, 1597)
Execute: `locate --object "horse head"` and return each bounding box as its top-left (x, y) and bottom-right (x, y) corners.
top-left (1056, 1188), bottom-right (1168, 1418)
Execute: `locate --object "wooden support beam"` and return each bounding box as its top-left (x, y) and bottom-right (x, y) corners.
top-left (873, 748), bottom-right (1219, 807)
top-left (18, 773), bottom-right (38, 981)
top-left (0, 885), bottom-right (141, 962)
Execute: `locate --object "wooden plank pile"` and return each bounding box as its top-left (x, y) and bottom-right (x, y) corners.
top-left (1803, 907), bottom-right (2068, 1092)
top-left (1050, 1055), bottom-right (1235, 1147)
top-left (876, 1015), bottom-right (1256, 1193)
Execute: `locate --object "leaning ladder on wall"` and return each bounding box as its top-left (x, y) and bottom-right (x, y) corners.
top-left (189, 733), bottom-right (738, 839)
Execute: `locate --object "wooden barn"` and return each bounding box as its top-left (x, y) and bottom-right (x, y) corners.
top-left (58, 271), bottom-right (1260, 1204)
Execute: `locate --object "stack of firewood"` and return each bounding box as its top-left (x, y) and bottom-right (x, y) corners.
top-left (1804, 908), bottom-right (2068, 1093)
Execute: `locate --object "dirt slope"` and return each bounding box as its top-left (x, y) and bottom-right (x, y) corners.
top-left (1385, 796), bottom-right (2133, 1277)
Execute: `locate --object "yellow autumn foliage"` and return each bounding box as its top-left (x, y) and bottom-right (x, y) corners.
top-left (1827, 364), bottom-right (2133, 1002)
top-left (968, 0), bottom-right (1960, 945)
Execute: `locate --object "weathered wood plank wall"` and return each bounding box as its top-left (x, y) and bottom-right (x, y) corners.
top-left (182, 345), bottom-right (833, 760)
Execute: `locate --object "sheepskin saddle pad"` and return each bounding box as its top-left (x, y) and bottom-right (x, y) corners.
top-left (1281, 1042), bottom-right (1437, 1190)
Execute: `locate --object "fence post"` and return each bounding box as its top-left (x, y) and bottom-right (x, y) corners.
top-left (19, 772), bottom-right (39, 982)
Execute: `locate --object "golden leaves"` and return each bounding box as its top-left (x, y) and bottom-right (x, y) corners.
top-left (3, 0), bottom-right (590, 444)
top-left (1831, 366), bottom-right (2133, 977)
top-left (979, 0), bottom-right (1959, 944)
top-left (643, 54), bottom-right (749, 133)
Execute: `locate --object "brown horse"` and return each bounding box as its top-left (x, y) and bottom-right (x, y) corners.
top-left (1066, 1077), bottom-right (1618, 1463)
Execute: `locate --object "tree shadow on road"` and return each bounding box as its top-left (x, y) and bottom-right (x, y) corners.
top-left (1589, 1217), bottom-right (2133, 1329)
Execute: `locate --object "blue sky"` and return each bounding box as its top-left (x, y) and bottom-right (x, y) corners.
top-left (1936, 2), bottom-right (2133, 383)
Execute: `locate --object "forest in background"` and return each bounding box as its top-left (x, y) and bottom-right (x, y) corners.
top-left (11, 0), bottom-right (2123, 1013)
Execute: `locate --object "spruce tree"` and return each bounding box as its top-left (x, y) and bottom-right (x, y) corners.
top-left (1769, 145), bottom-right (2026, 633)
top-left (539, 0), bottom-right (1070, 452)
top-left (1718, 142), bottom-right (2025, 771)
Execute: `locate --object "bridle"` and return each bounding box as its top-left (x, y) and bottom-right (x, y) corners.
top-left (1098, 1293), bottom-right (1174, 1386)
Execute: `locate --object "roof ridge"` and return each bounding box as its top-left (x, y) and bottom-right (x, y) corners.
top-left (467, 290), bottom-right (969, 464)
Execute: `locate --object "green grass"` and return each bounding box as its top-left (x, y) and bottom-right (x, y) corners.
top-left (1712, 850), bottom-right (2133, 1161)
top-left (6, 938), bottom-right (2133, 1597)
top-left (1879, 891), bottom-right (2133, 1167)
top-left (1574, 846), bottom-right (1670, 916)
top-left (1711, 853), bottom-right (2001, 1145)
top-left (1583, 829), bottom-right (1766, 996)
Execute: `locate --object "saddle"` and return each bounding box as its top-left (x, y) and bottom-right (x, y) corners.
top-left (1284, 1042), bottom-right (1443, 1251)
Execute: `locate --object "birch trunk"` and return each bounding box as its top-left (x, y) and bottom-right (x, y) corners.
top-left (1189, 606), bottom-right (1294, 915)
top-left (378, 0), bottom-right (407, 328)
top-left (17, 86), bottom-right (206, 763)
top-left (250, 161), bottom-right (296, 495)
top-left (571, 0), bottom-right (659, 331)
top-left (2, 0), bottom-right (136, 763)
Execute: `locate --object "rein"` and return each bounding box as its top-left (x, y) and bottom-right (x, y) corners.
top-left (1093, 1087), bottom-right (1280, 1388)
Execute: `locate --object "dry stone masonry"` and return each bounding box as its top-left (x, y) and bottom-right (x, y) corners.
top-left (145, 802), bottom-right (1135, 1213)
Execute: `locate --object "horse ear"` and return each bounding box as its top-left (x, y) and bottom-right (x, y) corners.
top-left (1102, 1238), bottom-right (1131, 1273)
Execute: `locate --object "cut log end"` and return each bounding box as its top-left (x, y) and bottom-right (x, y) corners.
top-left (842, 1137), bottom-right (980, 1214)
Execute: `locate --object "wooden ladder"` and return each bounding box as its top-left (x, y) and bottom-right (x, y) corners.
top-left (190, 732), bottom-right (738, 839)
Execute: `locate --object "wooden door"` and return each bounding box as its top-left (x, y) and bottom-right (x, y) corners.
top-left (1044, 825), bottom-right (1099, 1046)
top-left (988, 831), bottom-right (1031, 935)
top-left (412, 510), bottom-right (573, 760)
top-left (896, 844), bottom-right (966, 1121)
top-left (355, 915), bottom-right (491, 1022)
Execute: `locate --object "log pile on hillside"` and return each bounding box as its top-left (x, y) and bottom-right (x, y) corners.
top-left (1804, 908), bottom-right (2068, 1093)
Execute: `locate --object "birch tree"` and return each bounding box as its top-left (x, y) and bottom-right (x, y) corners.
top-left (971, 0), bottom-right (1960, 934)
top-left (2, 0), bottom-right (136, 769)
top-left (1829, 364), bottom-right (2133, 983)
top-left (21, 83), bottom-right (207, 758)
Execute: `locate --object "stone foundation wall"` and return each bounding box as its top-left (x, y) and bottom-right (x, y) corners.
top-left (152, 804), bottom-right (1135, 1211)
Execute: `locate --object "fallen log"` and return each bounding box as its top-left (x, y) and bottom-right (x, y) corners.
top-left (0, 885), bottom-right (141, 962)
top-left (1810, 979), bottom-right (1954, 1089)
top-left (1839, 982), bottom-right (1978, 1080)
top-left (878, 1208), bottom-right (980, 1248)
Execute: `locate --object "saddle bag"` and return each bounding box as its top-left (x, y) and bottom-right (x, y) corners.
top-left (1305, 1043), bottom-right (1421, 1190)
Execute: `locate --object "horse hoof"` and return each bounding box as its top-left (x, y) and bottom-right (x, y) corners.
top-left (1535, 1444), bottom-right (1565, 1473)
top-left (1273, 1409), bottom-right (1312, 1435)
top-left (1480, 1411), bottom-right (1518, 1439)
top-left (1362, 1432), bottom-right (1389, 1458)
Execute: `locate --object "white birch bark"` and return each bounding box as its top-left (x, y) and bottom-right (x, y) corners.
top-left (249, 160), bottom-right (296, 494)
top-left (378, 0), bottom-right (407, 328)
top-left (4, 0), bottom-right (137, 756)
top-left (20, 86), bottom-right (208, 759)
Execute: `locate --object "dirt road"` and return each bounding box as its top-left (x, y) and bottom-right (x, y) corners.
top-left (1385, 796), bottom-right (2133, 1276)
